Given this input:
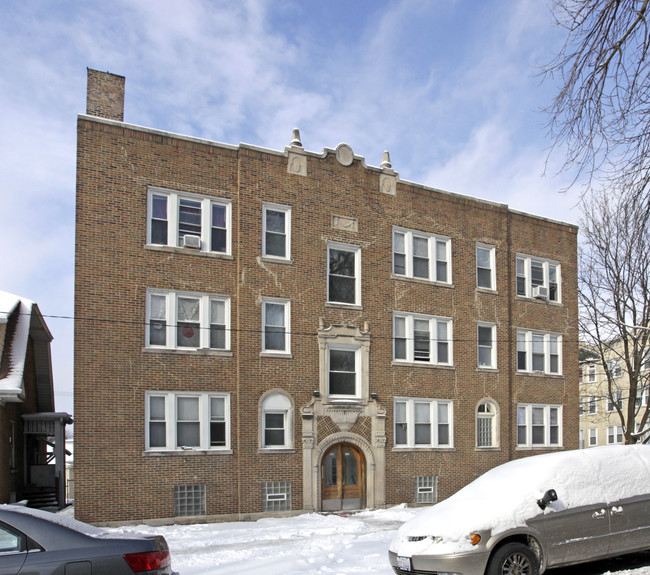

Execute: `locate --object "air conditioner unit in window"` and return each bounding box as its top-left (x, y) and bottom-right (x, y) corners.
top-left (182, 234), bottom-right (201, 249)
top-left (532, 285), bottom-right (549, 300)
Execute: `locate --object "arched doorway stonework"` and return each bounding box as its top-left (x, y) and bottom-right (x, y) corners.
top-left (301, 322), bottom-right (386, 512)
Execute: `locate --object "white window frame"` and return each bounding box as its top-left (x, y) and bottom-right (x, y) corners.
top-left (477, 322), bottom-right (497, 369)
top-left (262, 203), bottom-right (291, 260)
top-left (606, 358), bottom-right (623, 379)
top-left (261, 298), bottom-right (291, 354)
top-left (588, 427), bottom-right (598, 446)
top-left (607, 390), bottom-right (623, 412)
top-left (516, 330), bottom-right (562, 375)
top-left (517, 404), bottom-right (563, 448)
top-left (327, 344), bottom-right (361, 400)
top-left (147, 187), bottom-right (232, 254)
top-left (327, 242), bottom-right (361, 306)
top-left (586, 363), bottom-right (597, 382)
top-left (476, 400), bottom-right (499, 448)
top-left (393, 312), bottom-right (453, 366)
top-left (146, 289), bottom-right (230, 351)
top-left (476, 243), bottom-right (496, 290)
top-left (587, 396), bottom-right (598, 414)
top-left (145, 391), bottom-right (230, 452)
top-left (607, 425), bottom-right (624, 444)
top-left (394, 398), bottom-right (453, 448)
top-left (516, 254), bottom-right (561, 302)
top-left (260, 392), bottom-right (292, 450)
top-left (392, 227), bottom-right (451, 284)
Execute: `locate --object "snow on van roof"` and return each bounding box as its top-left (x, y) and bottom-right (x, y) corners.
top-left (395, 445), bottom-right (650, 543)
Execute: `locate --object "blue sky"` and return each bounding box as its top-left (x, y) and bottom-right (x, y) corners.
top-left (0, 0), bottom-right (580, 415)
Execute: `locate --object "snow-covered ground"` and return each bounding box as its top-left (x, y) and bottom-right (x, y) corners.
top-left (91, 504), bottom-right (650, 575)
top-left (106, 506), bottom-right (415, 575)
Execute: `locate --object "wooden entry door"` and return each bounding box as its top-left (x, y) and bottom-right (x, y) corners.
top-left (321, 443), bottom-right (365, 511)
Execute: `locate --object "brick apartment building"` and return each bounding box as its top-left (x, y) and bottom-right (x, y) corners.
top-left (74, 69), bottom-right (579, 525)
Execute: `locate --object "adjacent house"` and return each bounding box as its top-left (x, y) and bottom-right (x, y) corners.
top-left (74, 69), bottom-right (579, 525)
top-left (0, 290), bottom-right (72, 509)
top-left (579, 341), bottom-right (650, 447)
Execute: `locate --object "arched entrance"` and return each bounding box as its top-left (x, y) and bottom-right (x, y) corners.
top-left (321, 442), bottom-right (365, 511)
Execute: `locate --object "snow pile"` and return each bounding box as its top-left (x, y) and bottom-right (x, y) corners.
top-left (391, 445), bottom-right (650, 557)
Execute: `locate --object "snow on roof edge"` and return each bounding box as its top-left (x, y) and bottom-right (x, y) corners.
top-left (0, 290), bottom-right (34, 395)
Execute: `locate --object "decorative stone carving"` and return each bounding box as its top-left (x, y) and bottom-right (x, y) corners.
top-left (335, 143), bottom-right (354, 166)
top-left (379, 174), bottom-right (396, 196)
top-left (325, 405), bottom-right (362, 431)
top-left (332, 215), bottom-right (358, 232)
top-left (288, 152), bottom-right (307, 176)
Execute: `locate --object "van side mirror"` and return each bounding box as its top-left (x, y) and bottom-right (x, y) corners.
top-left (537, 489), bottom-right (558, 510)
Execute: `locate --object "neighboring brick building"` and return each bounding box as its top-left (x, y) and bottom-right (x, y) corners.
top-left (74, 69), bottom-right (579, 525)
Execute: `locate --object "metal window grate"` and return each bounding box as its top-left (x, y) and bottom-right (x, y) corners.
top-left (262, 481), bottom-right (291, 512)
top-left (414, 476), bottom-right (437, 504)
top-left (174, 484), bottom-right (206, 517)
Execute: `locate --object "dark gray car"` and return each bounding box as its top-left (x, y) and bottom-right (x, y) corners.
top-left (0, 505), bottom-right (177, 575)
top-left (389, 445), bottom-right (650, 575)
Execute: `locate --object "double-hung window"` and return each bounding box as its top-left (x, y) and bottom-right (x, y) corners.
top-left (394, 398), bottom-right (453, 448)
top-left (477, 323), bottom-right (496, 368)
top-left (263, 203), bottom-right (291, 260)
top-left (516, 330), bottom-right (562, 374)
top-left (588, 428), bottom-right (598, 446)
top-left (516, 255), bottom-right (560, 302)
top-left (606, 358), bottom-right (623, 379)
top-left (393, 227), bottom-right (451, 283)
top-left (261, 392), bottom-right (292, 449)
top-left (517, 404), bottom-right (562, 447)
top-left (146, 289), bottom-right (230, 351)
top-left (328, 242), bottom-right (361, 305)
top-left (393, 313), bottom-right (452, 366)
top-left (586, 363), bottom-right (596, 382)
top-left (476, 244), bottom-right (496, 290)
top-left (147, 187), bottom-right (231, 254)
top-left (608, 425), bottom-right (623, 444)
top-left (145, 391), bottom-right (230, 451)
top-left (607, 390), bottom-right (623, 412)
top-left (328, 345), bottom-right (360, 399)
top-left (262, 298), bottom-right (290, 354)
top-left (587, 396), bottom-right (598, 414)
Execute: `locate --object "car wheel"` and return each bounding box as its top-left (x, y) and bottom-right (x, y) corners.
top-left (487, 542), bottom-right (539, 575)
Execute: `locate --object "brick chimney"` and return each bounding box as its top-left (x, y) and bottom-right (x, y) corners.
top-left (86, 68), bottom-right (125, 121)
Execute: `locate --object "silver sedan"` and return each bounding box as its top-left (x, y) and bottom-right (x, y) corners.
top-left (0, 505), bottom-right (177, 575)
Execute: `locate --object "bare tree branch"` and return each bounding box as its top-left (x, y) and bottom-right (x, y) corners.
top-left (543, 0), bottom-right (650, 199)
top-left (579, 191), bottom-right (650, 443)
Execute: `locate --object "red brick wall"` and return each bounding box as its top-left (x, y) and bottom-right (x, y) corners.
top-left (75, 116), bottom-right (578, 523)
